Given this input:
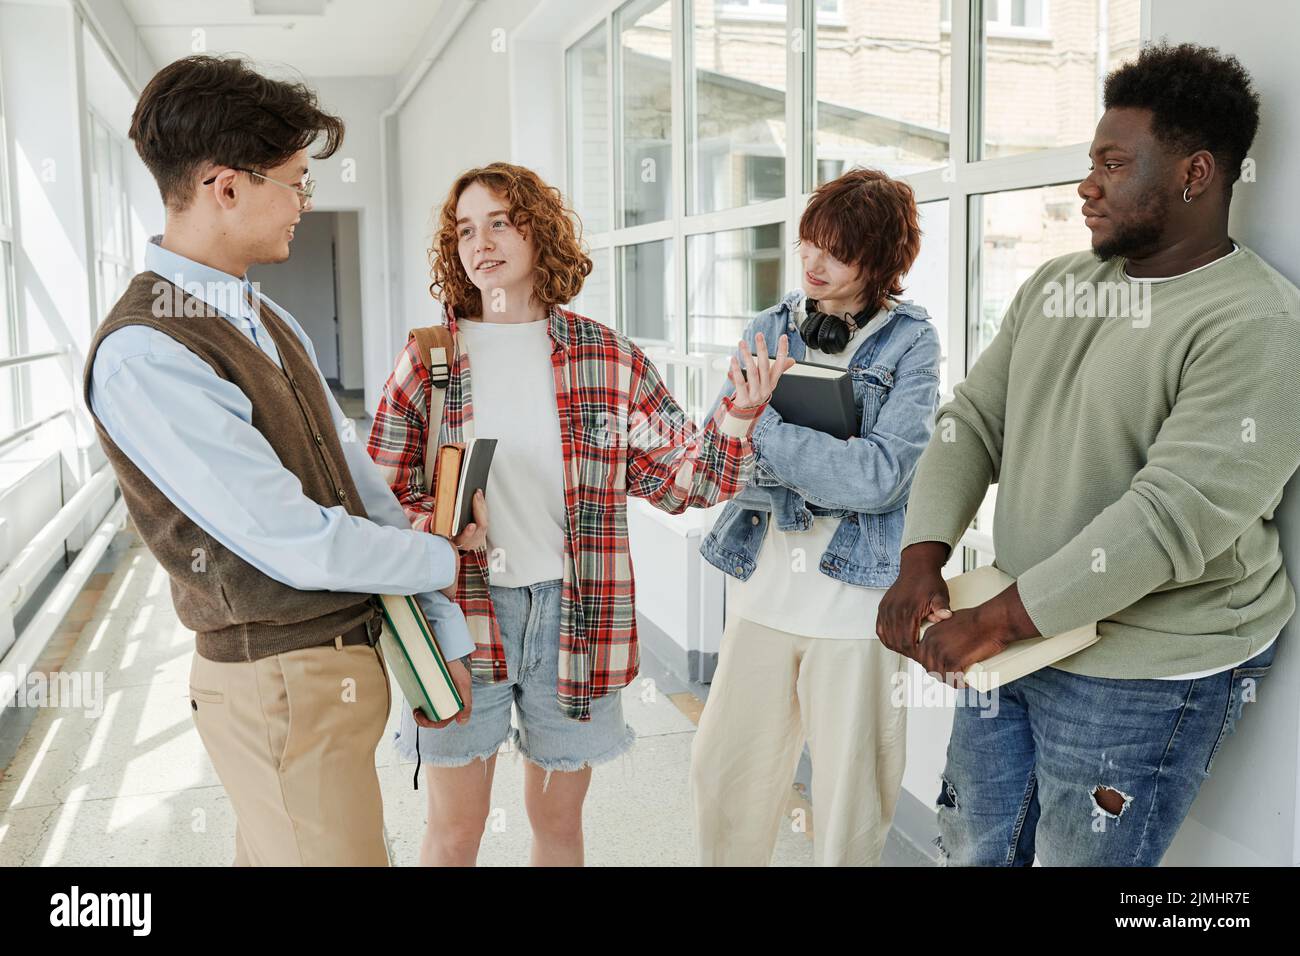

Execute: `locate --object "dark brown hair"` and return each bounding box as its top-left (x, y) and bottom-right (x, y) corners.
top-left (430, 162), bottom-right (592, 318)
top-left (129, 55), bottom-right (344, 211)
top-left (798, 167), bottom-right (922, 313)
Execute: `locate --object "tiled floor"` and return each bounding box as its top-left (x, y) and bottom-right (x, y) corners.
top-left (0, 532), bottom-right (816, 866)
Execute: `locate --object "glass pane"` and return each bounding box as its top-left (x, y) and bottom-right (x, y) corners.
top-left (689, 0), bottom-right (788, 214)
top-left (0, 240), bottom-right (12, 356)
top-left (110, 140), bottom-right (127, 257)
top-left (687, 222), bottom-right (784, 354)
top-left (0, 241), bottom-right (14, 360)
top-left (618, 0), bottom-right (674, 226)
top-left (0, 365), bottom-right (19, 438)
top-left (901, 200), bottom-right (951, 389)
top-left (619, 238), bottom-right (674, 342)
top-left (813, 0), bottom-right (951, 186)
top-left (566, 25), bottom-right (610, 235)
top-left (93, 119), bottom-right (112, 251)
top-left (971, 182), bottom-right (1085, 363)
top-left (572, 247), bottom-right (613, 328)
top-left (980, 0), bottom-right (1142, 159)
top-left (0, 108), bottom-right (10, 228)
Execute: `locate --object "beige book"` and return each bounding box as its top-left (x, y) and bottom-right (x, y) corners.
top-left (918, 565), bottom-right (1099, 692)
top-left (376, 593), bottom-right (463, 722)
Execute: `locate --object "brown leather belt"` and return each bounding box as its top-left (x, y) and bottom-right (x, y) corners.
top-left (328, 613), bottom-right (383, 649)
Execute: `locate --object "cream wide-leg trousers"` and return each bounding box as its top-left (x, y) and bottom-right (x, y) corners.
top-left (690, 617), bottom-right (908, 866)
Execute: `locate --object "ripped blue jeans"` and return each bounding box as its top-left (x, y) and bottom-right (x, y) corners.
top-left (935, 640), bottom-right (1277, 866)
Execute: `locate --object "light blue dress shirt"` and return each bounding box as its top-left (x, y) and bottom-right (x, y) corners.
top-left (88, 237), bottom-right (473, 660)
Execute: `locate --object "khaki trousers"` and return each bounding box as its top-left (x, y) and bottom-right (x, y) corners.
top-left (188, 639), bottom-right (393, 866)
top-left (690, 617), bottom-right (908, 866)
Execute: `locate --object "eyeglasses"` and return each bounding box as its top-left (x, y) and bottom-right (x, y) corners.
top-left (202, 167), bottom-right (315, 204)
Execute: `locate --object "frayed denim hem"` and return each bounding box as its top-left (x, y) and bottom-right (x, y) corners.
top-left (513, 723), bottom-right (638, 792)
top-left (392, 729), bottom-right (507, 770)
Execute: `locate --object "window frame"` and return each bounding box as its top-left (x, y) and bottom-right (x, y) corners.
top-left (0, 45), bottom-right (25, 435)
top-left (562, 0), bottom-right (1148, 529)
top-left (87, 108), bottom-right (133, 314)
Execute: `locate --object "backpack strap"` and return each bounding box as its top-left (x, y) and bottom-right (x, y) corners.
top-left (409, 324), bottom-right (455, 494)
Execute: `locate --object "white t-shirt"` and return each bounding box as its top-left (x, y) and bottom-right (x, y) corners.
top-left (727, 307), bottom-right (893, 640)
top-left (457, 317), bottom-right (567, 588)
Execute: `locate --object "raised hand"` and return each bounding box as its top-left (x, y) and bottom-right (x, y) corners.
top-left (729, 332), bottom-right (795, 409)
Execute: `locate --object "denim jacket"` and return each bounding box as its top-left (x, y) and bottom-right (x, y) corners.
top-left (699, 289), bottom-right (941, 588)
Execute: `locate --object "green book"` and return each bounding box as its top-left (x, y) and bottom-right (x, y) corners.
top-left (376, 593), bottom-right (464, 722)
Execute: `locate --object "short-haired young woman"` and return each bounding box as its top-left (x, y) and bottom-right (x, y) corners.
top-left (692, 167), bottom-right (941, 866)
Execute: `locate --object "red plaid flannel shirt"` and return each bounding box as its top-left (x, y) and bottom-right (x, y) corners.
top-left (367, 305), bottom-right (763, 720)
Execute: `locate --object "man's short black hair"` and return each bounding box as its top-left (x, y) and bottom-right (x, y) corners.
top-left (1103, 41), bottom-right (1260, 196)
top-left (130, 55), bottom-right (344, 211)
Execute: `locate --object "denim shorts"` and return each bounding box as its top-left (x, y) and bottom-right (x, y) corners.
top-left (933, 640), bottom-right (1277, 866)
top-left (392, 578), bottom-right (635, 773)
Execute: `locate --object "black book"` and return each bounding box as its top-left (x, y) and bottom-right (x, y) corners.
top-left (452, 438), bottom-right (497, 535)
top-left (744, 357), bottom-right (857, 440)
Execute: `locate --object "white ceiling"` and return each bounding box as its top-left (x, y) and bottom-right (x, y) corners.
top-left (122, 0), bottom-right (448, 78)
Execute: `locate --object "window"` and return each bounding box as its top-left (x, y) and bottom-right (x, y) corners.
top-left (978, 0), bottom-right (1142, 159)
top-left (566, 0), bottom-right (1147, 560)
top-left (567, 25), bottom-right (611, 234)
top-left (89, 111), bottom-right (132, 312)
top-left (719, 0), bottom-right (842, 22)
top-left (617, 0), bottom-right (674, 227)
top-left (943, 0), bottom-right (1048, 35)
top-left (903, 200), bottom-right (951, 390)
top-left (811, 0), bottom-right (952, 186)
top-left (688, 0), bottom-right (788, 215)
top-left (970, 183), bottom-right (1086, 362)
top-left (0, 59), bottom-right (21, 440)
top-left (619, 239), bottom-right (674, 343)
top-left (687, 223), bottom-right (784, 355)
top-left (573, 248), bottom-right (613, 327)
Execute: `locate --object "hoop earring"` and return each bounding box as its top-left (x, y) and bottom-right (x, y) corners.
top-left (1182, 187), bottom-right (1193, 203)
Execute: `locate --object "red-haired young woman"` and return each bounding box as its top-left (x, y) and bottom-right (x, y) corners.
top-left (368, 162), bottom-right (792, 866)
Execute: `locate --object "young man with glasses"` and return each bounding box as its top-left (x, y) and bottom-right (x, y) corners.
top-left (83, 54), bottom-right (475, 866)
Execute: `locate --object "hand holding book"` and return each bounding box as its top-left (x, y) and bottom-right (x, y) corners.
top-left (452, 489), bottom-right (488, 551)
top-left (881, 558), bottom-right (1098, 691)
top-left (411, 656), bottom-right (474, 729)
top-left (877, 541), bottom-right (954, 654)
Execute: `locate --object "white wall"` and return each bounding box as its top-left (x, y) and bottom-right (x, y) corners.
top-left (1145, 0), bottom-right (1300, 867)
top-left (250, 210), bottom-right (339, 378)
top-left (392, 0), bottom-right (538, 357)
top-left (1, 2), bottom-right (92, 380)
top-left (301, 75), bottom-right (393, 410)
top-left (333, 210), bottom-right (364, 390)
top-left (80, 0), bottom-right (159, 91)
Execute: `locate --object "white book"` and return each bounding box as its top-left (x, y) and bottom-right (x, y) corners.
top-left (917, 565), bottom-right (1099, 692)
top-left (376, 593), bottom-right (463, 722)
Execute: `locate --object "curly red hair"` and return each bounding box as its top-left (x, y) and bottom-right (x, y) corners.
top-left (429, 162), bottom-right (592, 318)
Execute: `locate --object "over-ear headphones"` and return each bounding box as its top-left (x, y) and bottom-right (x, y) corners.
top-left (799, 299), bottom-right (875, 354)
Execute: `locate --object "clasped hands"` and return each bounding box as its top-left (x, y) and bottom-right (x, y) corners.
top-left (877, 542), bottom-right (1039, 687)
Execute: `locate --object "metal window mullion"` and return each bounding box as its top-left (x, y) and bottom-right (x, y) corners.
top-left (785, 0), bottom-right (807, 294)
top-left (670, 0), bottom-right (688, 355)
top-left (612, 219), bottom-right (674, 247)
top-left (609, 9), bottom-right (624, 333)
top-left (948, 0), bottom-right (973, 385)
top-left (681, 197), bottom-right (786, 235)
top-left (72, 10), bottom-right (99, 343)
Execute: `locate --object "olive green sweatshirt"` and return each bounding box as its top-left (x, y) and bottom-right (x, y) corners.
top-left (900, 243), bottom-right (1300, 678)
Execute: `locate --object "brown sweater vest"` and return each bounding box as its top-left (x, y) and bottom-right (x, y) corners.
top-left (83, 271), bottom-right (378, 662)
